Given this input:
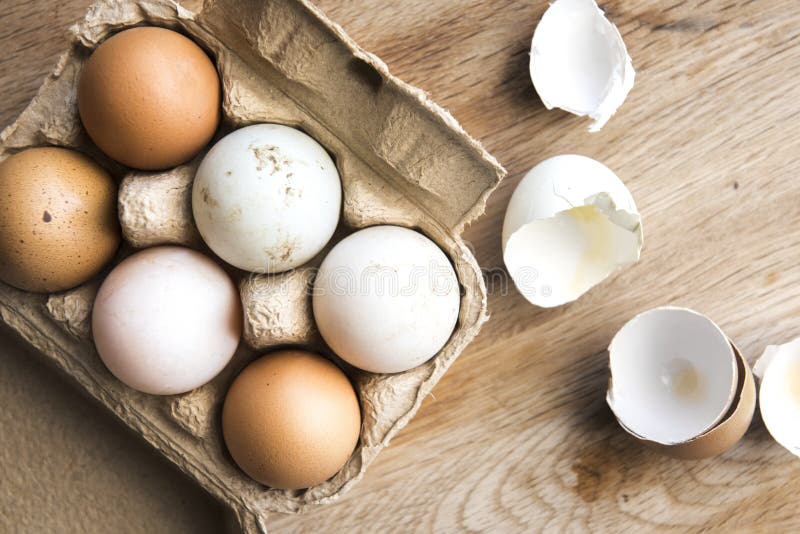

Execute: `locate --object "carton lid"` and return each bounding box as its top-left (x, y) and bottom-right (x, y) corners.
top-left (199, 0), bottom-right (506, 235)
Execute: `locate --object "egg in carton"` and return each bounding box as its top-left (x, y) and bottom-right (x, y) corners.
top-left (0, 0), bottom-right (505, 530)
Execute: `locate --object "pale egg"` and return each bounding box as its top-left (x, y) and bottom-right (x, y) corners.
top-left (192, 124), bottom-right (341, 273)
top-left (92, 246), bottom-right (242, 395)
top-left (312, 225), bottom-right (460, 374)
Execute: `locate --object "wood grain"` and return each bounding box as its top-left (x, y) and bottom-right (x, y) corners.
top-left (3, 0), bottom-right (800, 532)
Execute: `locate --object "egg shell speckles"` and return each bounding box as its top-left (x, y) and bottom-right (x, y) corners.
top-left (192, 124), bottom-right (342, 273)
top-left (0, 147), bottom-right (120, 293)
top-left (91, 246), bottom-right (242, 395)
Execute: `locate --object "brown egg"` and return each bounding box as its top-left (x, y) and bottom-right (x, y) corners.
top-left (0, 147), bottom-right (120, 293)
top-left (222, 350), bottom-right (361, 489)
top-left (78, 27), bottom-right (220, 170)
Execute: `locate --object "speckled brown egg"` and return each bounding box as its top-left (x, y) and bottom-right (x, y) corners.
top-left (78, 26), bottom-right (220, 170)
top-left (222, 350), bottom-right (361, 490)
top-left (0, 147), bottom-right (120, 293)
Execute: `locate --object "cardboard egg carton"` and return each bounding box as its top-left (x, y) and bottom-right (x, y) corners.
top-left (0, 0), bottom-right (504, 531)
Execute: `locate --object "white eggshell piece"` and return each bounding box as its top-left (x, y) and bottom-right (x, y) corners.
top-left (607, 307), bottom-right (738, 445)
top-left (502, 155), bottom-right (642, 308)
top-left (530, 0), bottom-right (635, 131)
top-left (313, 225), bottom-right (460, 374)
top-left (754, 339), bottom-right (800, 457)
top-left (192, 123), bottom-right (342, 273)
top-left (92, 246), bottom-right (242, 395)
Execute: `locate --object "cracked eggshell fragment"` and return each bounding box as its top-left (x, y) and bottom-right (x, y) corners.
top-left (754, 339), bottom-right (800, 457)
top-left (530, 0), bottom-right (635, 131)
top-left (607, 307), bottom-right (755, 459)
top-left (192, 124), bottom-right (342, 273)
top-left (502, 155), bottom-right (642, 308)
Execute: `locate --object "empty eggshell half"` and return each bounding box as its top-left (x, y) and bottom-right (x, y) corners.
top-left (654, 344), bottom-right (755, 460)
top-left (502, 155), bottom-right (642, 308)
top-left (608, 307), bottom-right (738, 444)
top-left (530, 0), bottom-right (635, 131)
top-left (754, 339), bottom-right (800, 457)
top-left (607, 307), bottom-right (755, 459)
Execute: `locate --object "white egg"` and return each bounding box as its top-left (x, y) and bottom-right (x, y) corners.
top-left (607, 307), bottom-right (738, 445)
top-left (312, 225), bottom-right (460, 374)
top-left (502, 154), bottom-right (642, 308)
top-left (192, 124), bottom-right (341, 273)
top-left (92, 246), bottom-right (242, 395)
top-left (754, 339), bottom-right (800, 457)
top-left (530, 0), bottom-right (634, 131)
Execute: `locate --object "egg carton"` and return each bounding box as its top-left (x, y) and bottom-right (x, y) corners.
top-left (0, 0), bottom-right (504, 531)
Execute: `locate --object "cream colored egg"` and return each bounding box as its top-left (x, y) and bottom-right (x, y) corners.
top-left (192, 124), bottom-right (341, 273)
top-left (92, 246), bottom-right (241, 395)
top-left (313, 225), bottom-right (460, 374)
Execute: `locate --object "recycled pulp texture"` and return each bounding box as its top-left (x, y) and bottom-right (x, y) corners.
top-left (0, 0), bottom-right (505, 532)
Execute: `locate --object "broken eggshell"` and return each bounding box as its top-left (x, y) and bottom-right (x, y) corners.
top-left (502, 154), bottom-right (642, 308)
top-left (754, 339), bottom-right (800, 457)
top-left (607, 307), bottom-right (756, 459)
top-left (530, 0), bottom-right (635, 131)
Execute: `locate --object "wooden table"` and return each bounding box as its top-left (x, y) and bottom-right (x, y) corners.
top-left (3, 0), bottom-right (800, 531)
